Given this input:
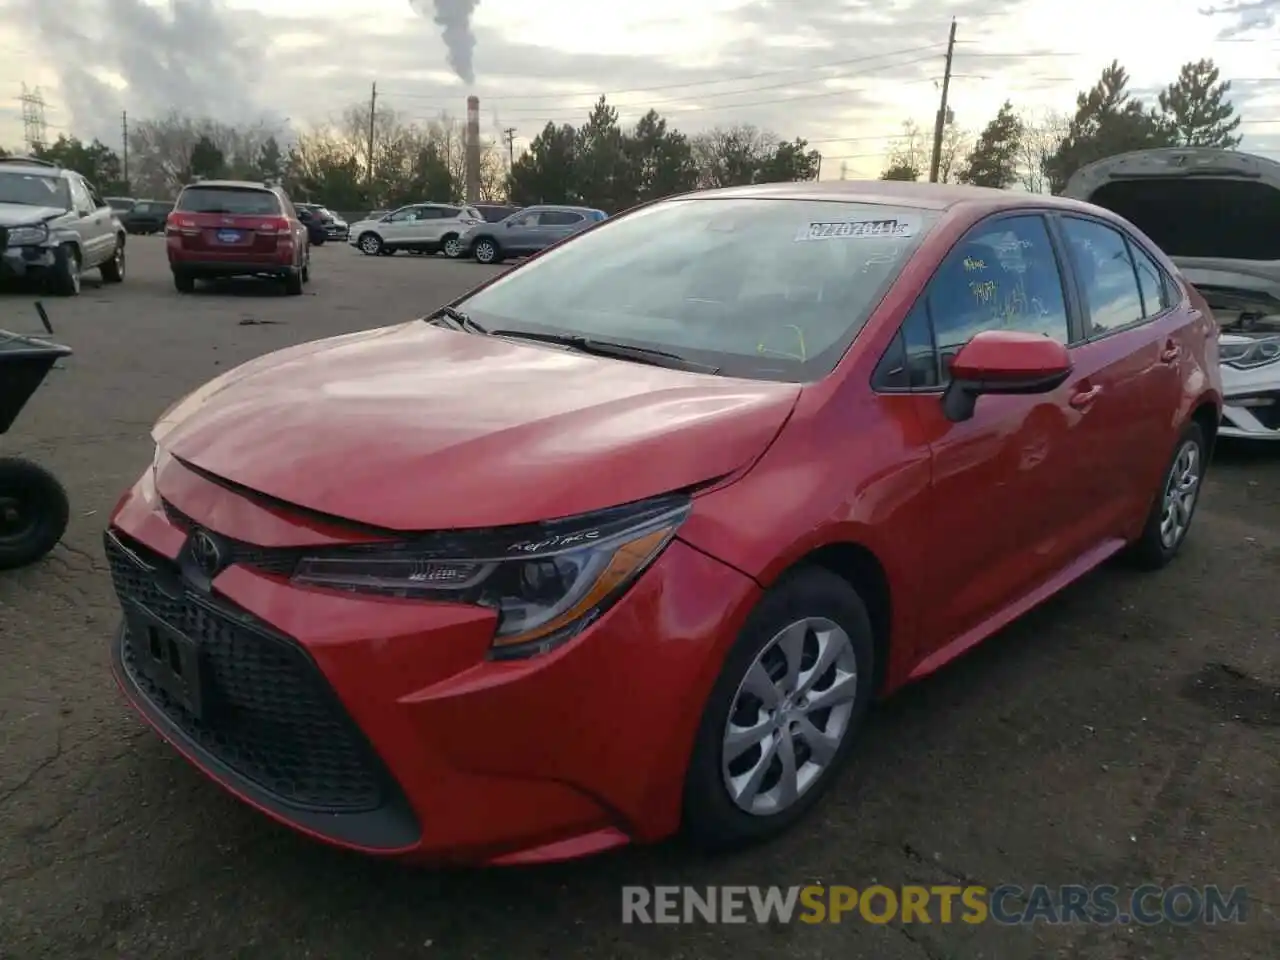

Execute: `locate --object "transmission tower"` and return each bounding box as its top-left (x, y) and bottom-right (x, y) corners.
top-left (20, 84), bottom-right (48, 151)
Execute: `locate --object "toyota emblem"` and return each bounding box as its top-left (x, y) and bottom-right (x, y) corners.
top-left (189, 530), bottom-right (224, 576)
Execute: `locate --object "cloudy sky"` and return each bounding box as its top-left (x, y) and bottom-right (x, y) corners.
top-left (0, 0), bottom-right (1277, 177)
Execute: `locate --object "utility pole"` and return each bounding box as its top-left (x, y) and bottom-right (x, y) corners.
top-left (503, 126), bottom-right (516, 166)
top-left (121, 111), bottom-right (130, 193)
top-left (366, 82), bottom-right (377, 192)
top-left (928, 18), bottom-right (957, 184)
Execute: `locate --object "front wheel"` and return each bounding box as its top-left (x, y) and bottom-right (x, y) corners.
top-left (441, 234), bottom-right (463, 258)
top-left (100, 237), bottom-right (126, 283)
top-left (51, 244), bottom-right (81, 296)
top-left (682, 566), bottom-right (876, 852)
top-left (357, 232), bottom-right (383, 256)
top-left (473, 238), bottom-right (502, 264)
top-left (0, 457), bottom-right (71, 570)
top-left (1125, 422), bottom-right (1207, 570)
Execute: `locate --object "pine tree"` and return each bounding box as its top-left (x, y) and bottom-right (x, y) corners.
top-left (957, 101), bottom-right (1024, 189)
top-left (1158, 59), bottom-right (1243, 148)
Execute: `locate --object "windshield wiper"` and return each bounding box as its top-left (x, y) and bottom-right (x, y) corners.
top-left (489, 329), bottom-right (719, 374)
top-left (427, 306), bottom-right (488, 335)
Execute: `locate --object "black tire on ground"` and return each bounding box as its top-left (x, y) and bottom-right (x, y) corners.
top-left (51, 244), bottom-right (81, 296)
top-left (1124, 421), bottom-right (1208, 570)
top-left (100, 236), bottom-right (126, 283)
top-left (357, 232), bottom-right (383, 256)
top-left (0, 457), bottom-right (71, 571)
top-left (173, 270), bottom-right (195, 293)
top-left (284, 267), bottom-right (304, 295)
top-left (681, 566), bottom-right (877, 853)
top-left (473, 238), bottom-right (502, 264)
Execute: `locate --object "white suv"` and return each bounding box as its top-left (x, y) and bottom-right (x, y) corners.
top-left (348, 203), bottom-right (482, 258)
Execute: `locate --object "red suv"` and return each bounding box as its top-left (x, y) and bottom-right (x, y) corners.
top-left (165, 180), bottom-right (310, 294)
top-left (106, 182), bottom-right (1222, 865)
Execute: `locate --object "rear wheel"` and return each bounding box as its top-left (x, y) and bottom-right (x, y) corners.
top-left (0, 457), bottom-right (71, 570)
top-left (283, 267), bottom-right (304, 295)
top-left (358, 232), bottom-right (383, 256)
top-left (51, 244), bottom-right (81, 296)
top-left (172, 270), bottom-right (195, 293)
top-left (1126, 422), bottom-right (1207, 570)
top-left (100, 236), bottom-right (126, 283)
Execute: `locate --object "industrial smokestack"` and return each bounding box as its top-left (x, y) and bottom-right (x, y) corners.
top-left (466, 95), bottom-right (481, 203)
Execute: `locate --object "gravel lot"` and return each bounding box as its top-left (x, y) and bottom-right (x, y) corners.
top-left (1, 238), bottom-right (1276, 960)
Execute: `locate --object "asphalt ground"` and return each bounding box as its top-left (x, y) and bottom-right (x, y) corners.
top-left (0, 238), bottom-right (1276, 960)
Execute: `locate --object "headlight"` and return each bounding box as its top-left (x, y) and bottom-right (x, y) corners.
top-left (292, 495), bottom-right (690, 659)
top-left (1220, 336), bottom-right (1280, 370)
top-left (7, 223), bottom-right (48, 245)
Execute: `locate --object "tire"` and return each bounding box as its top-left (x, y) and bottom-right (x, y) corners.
top-left (357, 232), bottom-right (383, 256)
top-left (301, 252), bottom-right (311, 284)
top-left (441, 234), bottom-right (463, 258)
top-left (0, 457), bottom-right (71, 570)
top-left (1125, 422), bottom-right (1207, 570)
top-left (51, 244), bottom-right (81, 296)
top-left (100, 235), bottom-right (126, 283)
top-left (682, 566), bottom-right (877, 853)
top-left (473, 238), bottom-right (502, 264)
top-left (173, 270), bottom-right (195, 293)
top-left (283, 267), bottom-right (304, 295)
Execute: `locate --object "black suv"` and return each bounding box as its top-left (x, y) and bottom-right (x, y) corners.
top-left (120, 199), bottom-right (173, 235)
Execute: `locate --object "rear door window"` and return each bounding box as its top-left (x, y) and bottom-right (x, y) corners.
top-left (1059, 216), bottom-right (1145, 336)
top-left (542, 210), bottom-right (585, 226)
top-left (177, 187), bottom-right (281, 216)
top-left (1127, 242), bottom-right (1172, 317)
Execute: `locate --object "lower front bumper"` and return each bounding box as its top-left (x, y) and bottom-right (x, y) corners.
top-left (1, 246), bottom-right (56, 278)
top-left (1221, 393), bottom-right (1280, 439)
top-left (105, 466), bottom-right (760, 863)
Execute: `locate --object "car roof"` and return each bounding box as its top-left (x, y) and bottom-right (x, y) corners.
top-left (182, 180), bottom-right (275, 191)
top-left (679, 179), bottom-right (1109, 215)
top-left (0, 159), bottom-right (62, 177)
top-left (524, 204), bottom-right (603, 213)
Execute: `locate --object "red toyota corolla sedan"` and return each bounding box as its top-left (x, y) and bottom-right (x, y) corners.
top-left (105, 181), bottom-right (1222, 865)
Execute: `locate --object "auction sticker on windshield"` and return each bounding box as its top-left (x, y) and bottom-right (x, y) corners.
top-left (795, 215), bottom-right (920, 242)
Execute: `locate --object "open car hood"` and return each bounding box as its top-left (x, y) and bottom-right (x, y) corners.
top-left (1063, 148), bottom-right (1280, 320)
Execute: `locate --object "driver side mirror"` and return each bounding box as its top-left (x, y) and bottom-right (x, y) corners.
top-left (942, 330), bottom-right (1072, 423)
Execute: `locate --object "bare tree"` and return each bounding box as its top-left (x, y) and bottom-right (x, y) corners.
top-left (938, 108), bottom-right (968, 184)
top-left (1017, 109), bottom-right (1070, 194)
top-left (882, 119), bottom-right (928, 181)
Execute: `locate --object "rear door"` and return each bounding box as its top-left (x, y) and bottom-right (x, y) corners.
top-left (173, 185), bottom-right (285, 257)
top-left (1053, 214), bottom-right (1188, 532)
top-left (538, 209), bottom-right (587, 247)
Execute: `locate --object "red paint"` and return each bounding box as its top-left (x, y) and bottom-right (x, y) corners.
top-left (109, 184), bottom-right (1223, 864)
top-left (949, 329), bottom-right (1072, 383)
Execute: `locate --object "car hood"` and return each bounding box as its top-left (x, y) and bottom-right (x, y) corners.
top-left (0, 202), bottom-right (64, 226)
top-left (1063, 148), bottom-right (1280, 318)
top-left (155, 322), bottom-right (801, 531)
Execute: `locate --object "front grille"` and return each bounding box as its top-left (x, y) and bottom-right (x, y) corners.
top-left (161, 499), bottom-right (303, 576)
top-left (106, 532), bottom-right (389, 813)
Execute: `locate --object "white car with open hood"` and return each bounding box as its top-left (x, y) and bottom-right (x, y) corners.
top-left (1065, 147), bottom-right (1280, 440)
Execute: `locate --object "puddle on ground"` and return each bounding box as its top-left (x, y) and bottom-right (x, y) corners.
top-left (1180, 662), bottom-right (1279, 727)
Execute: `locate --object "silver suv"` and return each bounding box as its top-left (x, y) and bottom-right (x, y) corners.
top-left (348, 202), bottom-right (483, 258)
top-left (459, 204), bottom-right (607, 264)
top-left (0, 156), bottom-right (126, 295)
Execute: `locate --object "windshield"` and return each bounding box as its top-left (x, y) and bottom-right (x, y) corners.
top-left (458, 197), bottom-right (938, 381)
top-left (176, 186), bottom-right (281, 215)
top-left (0, 172), bottom-right (70, 210)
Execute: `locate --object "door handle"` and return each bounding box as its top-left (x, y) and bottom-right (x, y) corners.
top-left (1069, 385), bottom-right (1103, 409)
top-left (1160, 345), bottom-right (1181, 363)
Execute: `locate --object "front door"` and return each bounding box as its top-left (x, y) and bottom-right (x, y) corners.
top-left (380, 206), bottom-right (422, 245)
top-left (893, 213), bottom-right (1102, 651)
top-left (502, 211), bottom-right (542, 254)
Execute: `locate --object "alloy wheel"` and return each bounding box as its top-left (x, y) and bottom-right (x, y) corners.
top-left (359, 234), bottom-right (381, 255)
top-left (1159, 439), bottom-right (1201, 549)
top-left (475, 241), bottom-right (495, 263)
top-left (443, 237), bottom-right (462, 258)
top-left (113, 245), bottom-right (126, 278)
top-left (721, 617), bottom-right (859, 816)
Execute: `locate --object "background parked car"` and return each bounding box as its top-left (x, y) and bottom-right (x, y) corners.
top-left (0, 155), bottom-right (127, 295)
top-left (165, 179), bottom-right (311, 295)
top-left (105, 196), bottom-right (135, 215)
top-left (473, 203), bottom-right (522, 223)
top-left (347, 203), bottom-right (483, 257)
top-left (120, 199), bottom-right (173, 235)
top-left (295, 206), bottom-right (328, 246)
top-left (460, 204), bottom-right (607, 264)
top-left (297, 203), bottom-right (349, 242)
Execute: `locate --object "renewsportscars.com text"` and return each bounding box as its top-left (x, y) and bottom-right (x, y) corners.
top-left (621, 884), bottom-right (1250, 926)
